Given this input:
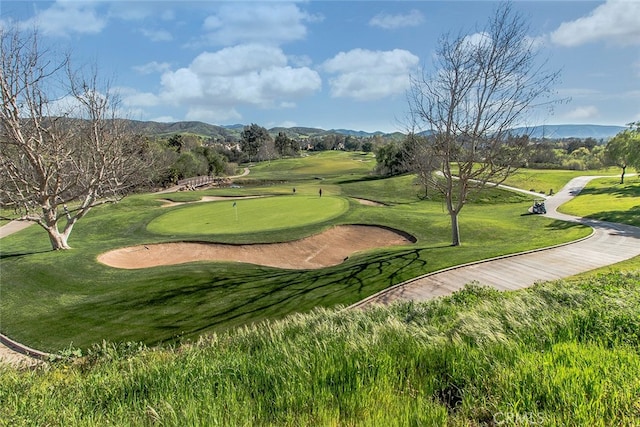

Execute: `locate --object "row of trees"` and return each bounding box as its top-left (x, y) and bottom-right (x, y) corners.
top-left (375, 132), bottom-right (635, 178)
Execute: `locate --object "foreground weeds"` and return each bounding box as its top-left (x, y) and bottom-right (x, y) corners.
top-left (1, 271), bottom-right (640, 426)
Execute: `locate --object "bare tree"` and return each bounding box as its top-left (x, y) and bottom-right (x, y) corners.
top-left (1, 27), bottom-right (156, 250)
top-left (407, 3), bottom-right (560, 246)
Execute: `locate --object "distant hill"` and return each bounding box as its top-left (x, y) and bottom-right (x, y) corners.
top-left (120, 119), bottom-right (626, 141)
top-left (511, 124), bottom-right (626, 139)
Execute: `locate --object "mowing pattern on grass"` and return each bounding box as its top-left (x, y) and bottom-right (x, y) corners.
top-left (147, 195), bottom-right (348, 235)
top-left (98, 225), bottom-right (415, 270)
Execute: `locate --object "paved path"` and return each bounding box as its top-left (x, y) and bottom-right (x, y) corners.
top-left (0, 220), bottom-right (33, 238)
top-left (353, 176), bottom-right (640, 307)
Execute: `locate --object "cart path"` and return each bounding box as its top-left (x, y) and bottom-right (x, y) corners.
top-left (353, 176), bottom-right (640, 307)
top-left (0, 220), bottom-right (33, 238)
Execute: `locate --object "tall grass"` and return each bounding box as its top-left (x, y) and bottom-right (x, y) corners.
top-left (2, 271), bottom-right (639, 426)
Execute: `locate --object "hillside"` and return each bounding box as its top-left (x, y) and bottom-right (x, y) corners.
top-left (512, 124), bottom-right (626, 139)
top-left (121, 119), bottom-right (626, 140)
top-left (2, 271), bottom-right (639, 425)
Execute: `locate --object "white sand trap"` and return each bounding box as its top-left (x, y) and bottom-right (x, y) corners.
top-left (97, 225), bottom-right (414, 270)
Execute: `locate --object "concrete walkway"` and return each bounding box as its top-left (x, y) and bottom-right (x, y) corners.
top-left (353, 176), bottom-right (640, 307)
top-left (0, 220), bottom-right (33, 238)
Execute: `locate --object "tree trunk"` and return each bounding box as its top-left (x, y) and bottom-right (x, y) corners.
top-left (450, 211), bottom-right (461, 247)
top-left (620, 165), bottom-right (626, 184)
top-left (46, 227), bottom-right (71, 250)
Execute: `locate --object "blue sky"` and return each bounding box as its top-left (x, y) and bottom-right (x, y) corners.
top-left (2, 1), bottom-right (639, 133)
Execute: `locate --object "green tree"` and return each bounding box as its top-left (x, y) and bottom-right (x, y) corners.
top-left (240, 123), bottom-right (271, 162)
top-left (374, 142), bottom-right (406, 176)
top-left (274, 131), bottom-right (298, 157)
top-left (168, 134), bottom-right (183, 152)
top-left (193, 146), bottom-right (228, 175)
top-left (606, 122), bottom-right (640, 184)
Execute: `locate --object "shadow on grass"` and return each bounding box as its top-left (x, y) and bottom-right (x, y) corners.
top-left (0, 249), bottom-right (52, 259)
top-left (578, 183), bottom-right (640, 198)
top-left (544, 220), bottom-right (588, 231)
top-left (72, 248), bottom-right (429, 345)
top-left (582, 207), bottom-right (640, 228)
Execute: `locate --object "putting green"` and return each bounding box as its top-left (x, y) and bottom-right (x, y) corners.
top-left (147, 195), bottom-right (349, 235)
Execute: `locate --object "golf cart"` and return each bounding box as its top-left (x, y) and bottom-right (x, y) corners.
top-left (530, 199), bottom-right (547, 214)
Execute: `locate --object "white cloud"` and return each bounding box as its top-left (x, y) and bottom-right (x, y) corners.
top-left (461, 32), bottom-right (490, 50)
top-left (23, 1), bottom-right (107, 37)
top-left (120, 89), bottom-right (161, 108)
top-left (275, 120), bottom-right (298, 128)
top-left (369, 9), bottom-right (424, 30)
top-left (151, 116), bottom-right (178, 123)
top-left (323, 49), bottom-right (419, 101)
top-left (140, 28), bottom-right (173, 42)
top-left (202, 2), bottom-right (320, 46)
top-left (565, 105), bottom-right (600, 120)
top-left (190, 44), bottom-right (288, 77)
top-left (133, 61), bottom-right (172, 75)
top-left (185, 106), bottom-right (242, 123)
top-left (550, 0), bottom-right (640, 47)
top-left (142, 44), bottom-right (321, 122)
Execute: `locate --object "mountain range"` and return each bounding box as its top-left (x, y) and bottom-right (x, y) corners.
top-left (123, 119), bottom-right (626, 141)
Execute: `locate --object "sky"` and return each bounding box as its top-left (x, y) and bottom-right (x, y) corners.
top-left (1, 0), bottom-right (639, 133)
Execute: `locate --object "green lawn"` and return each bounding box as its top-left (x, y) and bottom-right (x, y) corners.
top-left (0, 151), bottom-right (623, 352)
top-left (3, 152), bottom-right (639, 427)
top-left (502, 167), bottom-right (621, 195)
top-left (560, 176), bottom-right (640, 227)
top-left (148, 195), bottom-right (348, 235)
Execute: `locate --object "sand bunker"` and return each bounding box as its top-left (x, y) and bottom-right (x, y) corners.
top-left (98, 225), bottom-right (414, 270)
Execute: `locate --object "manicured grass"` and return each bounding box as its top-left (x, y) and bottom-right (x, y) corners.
top-left (0, 194), bottom-right (589, 351)
top-left (2, 152), bottom-right (639, 426)
top-left (0, 151), bottom-right (613, 352)
top-left (245, 151), bottom-right (376, 182)
top-left (502, 167), bottom-right (620, 196)
top-left (148, 195), bottom-right (348, 235)
top-left (559, 176), bottom-right (640, 227)
top-left (1, 272), bottom-right (639, 426)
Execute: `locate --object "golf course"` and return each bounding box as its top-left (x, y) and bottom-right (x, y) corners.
top-left (1, 151), bottom-right (632, 351)
top-left (2, 151), bottom-right (640, 426)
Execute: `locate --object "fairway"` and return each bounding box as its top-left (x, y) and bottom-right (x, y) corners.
top-left (147, 195), bottom-right (348, 235)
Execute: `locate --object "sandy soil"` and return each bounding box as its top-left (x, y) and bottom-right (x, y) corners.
top-left (98, 225), bottom-right (414, 270)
